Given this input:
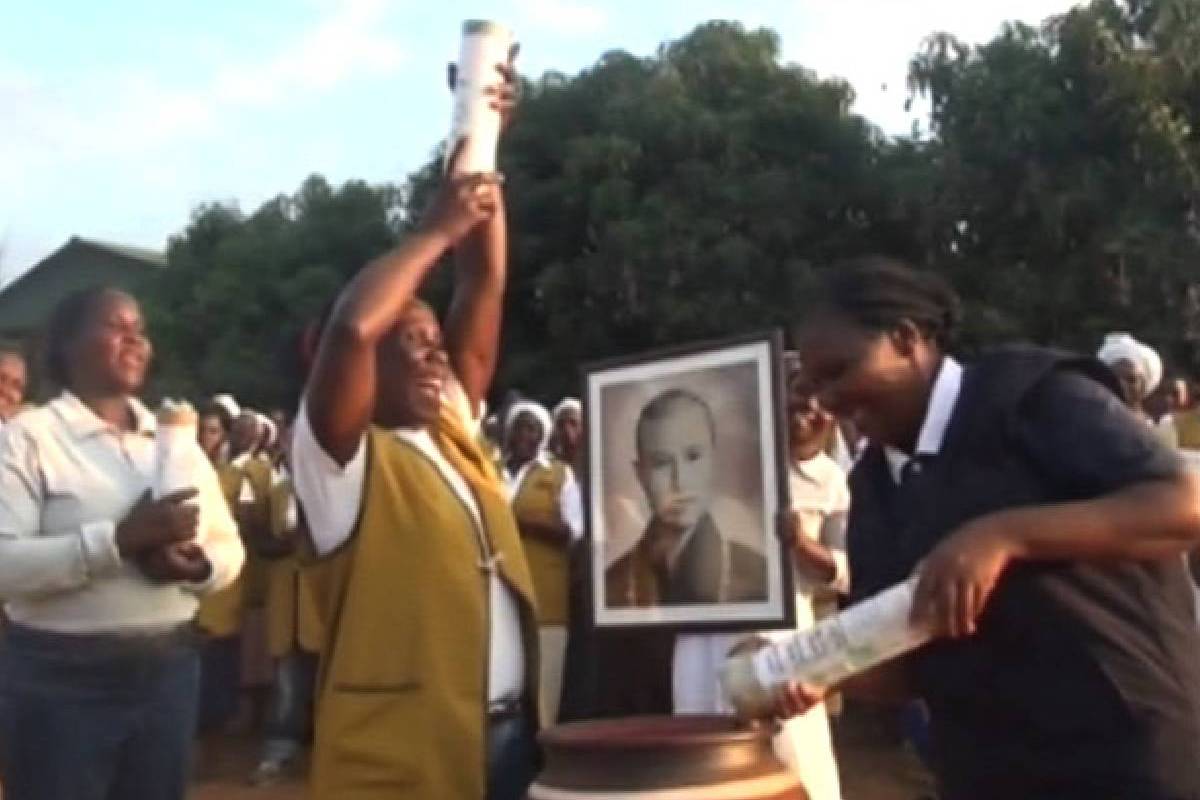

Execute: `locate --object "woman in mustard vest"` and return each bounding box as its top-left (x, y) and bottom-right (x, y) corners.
top-left (292, 75), bottom-right (538, 800)
top-left (503, 400), bottom-right (578, 727)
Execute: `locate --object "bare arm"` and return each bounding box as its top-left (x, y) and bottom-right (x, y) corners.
top-left (914, 473), bottom-right (1200, 639)
top-left (445, 191), bottom-right (506, 412)
top-left (443, 61), bottom-right (518, 412)
top-left (1004, 473), bottom-right (1200, 561)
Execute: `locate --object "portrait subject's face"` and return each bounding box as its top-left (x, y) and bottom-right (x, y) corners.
top-left (635, 402), bottom-right (715, 532)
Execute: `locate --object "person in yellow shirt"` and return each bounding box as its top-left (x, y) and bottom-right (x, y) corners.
top-left (504, 400), bottom-right (578, 727)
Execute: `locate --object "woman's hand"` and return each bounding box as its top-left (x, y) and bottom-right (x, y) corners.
top-left (137, 541), bottom-right (212, 583)
top-left (115, 488), bottom-right (200, 558)
top-left (777, 510), bottom-right (839, 584)
top-left (912, 514), bottom-right (1020, 638)
top-left (726, 635), bottom-right (826, 720)
top-left (447, 44), bottom-right (521, 130)
top-left (770, 681), bottom-right (827, 720)
top-left (419, 167), bottom-right (501, 246)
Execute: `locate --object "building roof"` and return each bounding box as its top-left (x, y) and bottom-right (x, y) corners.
top-left (72, 237), bottom-right (167, 267)
top-left (0, 236), bottom-right (167, 339)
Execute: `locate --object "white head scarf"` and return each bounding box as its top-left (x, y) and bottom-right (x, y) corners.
top-left (504, 400), bottom-right (553, 454)
top-left (211, 393), bottom-right (240, 421)
top-left (1097, 332), bottom-right (1162, 398)
top-left (257, 414), bottom-right (278, 450)
top-left (552, 398), bottom-right (582, 421)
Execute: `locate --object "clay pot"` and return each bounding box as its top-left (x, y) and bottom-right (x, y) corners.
top-left (529, 714), bottom-right (807, 799)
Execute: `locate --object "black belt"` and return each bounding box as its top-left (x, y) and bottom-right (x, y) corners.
top-left (488, 692), bottom-right (524, 722)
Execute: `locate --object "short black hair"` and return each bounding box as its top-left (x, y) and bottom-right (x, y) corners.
top-left (816, 256), bottom-right (962, 350)
top-left (43, 286), bottom-right (126, 389)
top-left (635, 388), bottom-right (716, 455)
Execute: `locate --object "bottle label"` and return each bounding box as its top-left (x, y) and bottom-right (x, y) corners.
top-left (750, 577), bottom-right (925, 691)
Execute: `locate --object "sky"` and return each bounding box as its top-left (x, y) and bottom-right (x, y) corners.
top-left (1, 0), bottom-right (1082, 283)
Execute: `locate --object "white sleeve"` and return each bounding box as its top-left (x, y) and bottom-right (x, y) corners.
top-left (560, 468), bottom-right (584, 541)
top-left (0, 424), bottom-right (122, 598)
top-left (292, 401), bottom-right (368, 557)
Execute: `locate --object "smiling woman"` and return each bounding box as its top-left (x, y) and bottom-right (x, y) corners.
top-left (788, 256), bottom-right (1200, 800)
top-left (0, 285), bottom-right (245, 800)
top-left (289, 57), bottom-right (543, 800)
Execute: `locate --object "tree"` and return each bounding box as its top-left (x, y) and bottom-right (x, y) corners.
top-left (145, 176), bottom-right (403, 408)
top-left (907, 0), bottom-right (1200, 366)
top-left (411, 21), bottom-right (911, 400)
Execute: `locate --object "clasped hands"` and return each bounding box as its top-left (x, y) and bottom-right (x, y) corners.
top-left (117, 488), bottom-right (212, 583)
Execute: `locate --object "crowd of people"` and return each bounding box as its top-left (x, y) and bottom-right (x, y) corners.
top-left (2, 67), bottom-right (1200, 800)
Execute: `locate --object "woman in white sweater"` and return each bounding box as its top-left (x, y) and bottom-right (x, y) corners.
top-left (0, 287), bottom-right (244, 800)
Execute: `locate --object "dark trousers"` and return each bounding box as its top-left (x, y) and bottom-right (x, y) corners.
top-left (260, 649), bottom-right (318, 762)
top-left (0, 622), bottom-right (200, 800)
top-left (486, 712), bottom-right (539, 800)
top-left (196, 633), bottom-right (241, 733)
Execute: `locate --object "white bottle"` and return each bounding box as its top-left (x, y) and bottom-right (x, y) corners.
top-left (720, 576), bottom-right (931, 718)
top-left (446, 20), bottom-right (515, 175)
top-left (154, 400), bottom-right (204, 541)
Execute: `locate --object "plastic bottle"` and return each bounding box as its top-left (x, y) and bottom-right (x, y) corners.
top-left (720, 576), bottom-right (931, 717)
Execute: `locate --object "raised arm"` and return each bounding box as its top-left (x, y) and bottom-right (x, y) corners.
top-left (444, 61), bottom-right (518, 412)
top-left (445, 189), bottom-right (507, 412)
top-left (305, 173), bottom-right (499, 464)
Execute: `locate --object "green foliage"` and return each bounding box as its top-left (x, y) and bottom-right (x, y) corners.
top-left (907, 0), bottom-right (1200, 366)
top-left (145, 177), bottom-right (403, 407)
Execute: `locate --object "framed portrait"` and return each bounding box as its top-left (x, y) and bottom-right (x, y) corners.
top-left (583, 331), bottom-right (794, 632)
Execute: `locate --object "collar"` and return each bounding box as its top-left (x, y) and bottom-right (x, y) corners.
top-left (883, 356), bottom-right (963, 483)
top-left (51, 391), bottom-right (155, 440)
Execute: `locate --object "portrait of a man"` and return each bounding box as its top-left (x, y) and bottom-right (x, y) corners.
top-left (586, 334), bottom-right (792, 631)
top-left (604, 388), bottom-right (767, 607)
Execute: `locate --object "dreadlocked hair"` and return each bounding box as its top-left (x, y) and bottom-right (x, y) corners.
top-left (817, 256), bottom-right (962, 350)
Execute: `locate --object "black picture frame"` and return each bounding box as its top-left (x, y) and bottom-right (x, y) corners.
top-left (581, 330), bottom-right (794, 633)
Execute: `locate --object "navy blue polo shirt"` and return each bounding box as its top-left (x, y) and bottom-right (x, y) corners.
top-left (848, 350), bottom-right (1200, 800)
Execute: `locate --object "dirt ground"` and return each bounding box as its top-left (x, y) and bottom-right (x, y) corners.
top-left (188, 703), bottom-right (933, 800)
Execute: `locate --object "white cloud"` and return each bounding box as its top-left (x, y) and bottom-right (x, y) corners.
top-left (512, 0), bottom-right (610, 36)
top-left (0, 0), bottom-right (410, 272)
top-left (214, 0), bottom-right (405, 104)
